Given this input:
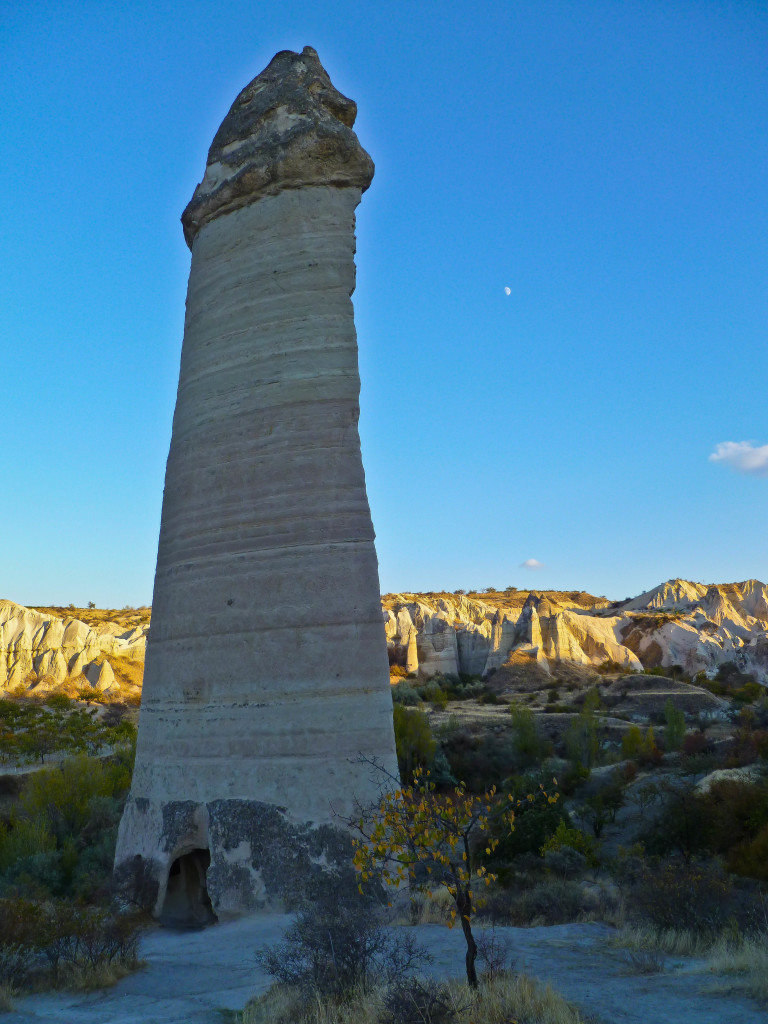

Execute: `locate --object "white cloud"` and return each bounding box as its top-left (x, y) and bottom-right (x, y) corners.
top-left (504, 286), bottom-right (511, 296)
top-left (709, 441), bottom-right (768, 477)
top-left (521, 558), bottom-right (545, 570)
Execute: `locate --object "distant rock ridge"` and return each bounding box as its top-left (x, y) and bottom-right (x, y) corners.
top-left (383, 579), bottom-right (768, 684)
top-left (0, 600), bottom-right (146, 695)
top-left (3, 577), bottom-right (768, 697)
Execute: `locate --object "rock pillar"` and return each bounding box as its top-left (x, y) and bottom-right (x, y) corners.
top-left (115, 47), bottom-right (397, 919)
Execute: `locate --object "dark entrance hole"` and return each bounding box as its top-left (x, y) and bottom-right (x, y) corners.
top-left (159, 848), bottom-right (217, 927)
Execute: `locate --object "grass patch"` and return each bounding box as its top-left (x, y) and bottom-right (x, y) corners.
top-left (610, 923), bottom-right (715, 957)
top-left (104, 655), bottom-right (144, 690)
top-left (0, 981), bottom-right (13, 1012)
top-left (403, 886), bottom-right (455, 925)
top-left (238, 971), bottom-right (588, 1024)
top-left (612, 925), bottom-right (768, 1002)
top-left (55, 956), bottom-right (144, 991)
top-left (703, 934), bottom-right (768, 1004)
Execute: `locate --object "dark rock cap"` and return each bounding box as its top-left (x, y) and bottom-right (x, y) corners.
top-left (181, 46), bottom-right (374, 248)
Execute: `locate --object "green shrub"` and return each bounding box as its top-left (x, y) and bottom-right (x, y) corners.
top-left (541, 820), bottom-right (598, 866)
top-left (727, 823), bottom-right (768, 880)
top-left (641, 778), bottom-right (768, 871)
top-left (0, 754), bottom-right (132, 900)
top-left (44, 694), bottom-right (74, 712)
top-left (393, 706), bottom-right (436, 784)
top-left (0, 819), bottom-right (56, 874)
top-left (439, 729), bottom-right (519, 793)
top-left (582, 774), bottom-right (625, 837)
top-left (508, 706), bottom-right (551, 768)
top-left (564, 689), bottom-right (603, 768)
top-left (486, 789), bottom-right (568, 862)
top-left (663, 699), bottom-right (686, 751)
top-left (621, 725), bottom-right (660, 764)
top-left (391, 683), bottom-right (421, 706)
top-left (420, 681), bottom-right (448, 709)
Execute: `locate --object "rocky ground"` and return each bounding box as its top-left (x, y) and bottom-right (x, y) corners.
top-left (3, 917), bottom-right (765, 1024)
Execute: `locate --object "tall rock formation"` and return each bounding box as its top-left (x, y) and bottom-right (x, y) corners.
top-left (115, 47), bottom-right (397, 923)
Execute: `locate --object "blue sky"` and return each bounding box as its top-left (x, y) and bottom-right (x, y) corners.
top-left (1, 0), bottom-right (766, 606)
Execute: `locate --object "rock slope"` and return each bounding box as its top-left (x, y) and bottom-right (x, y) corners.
top-left (0, 600), bottom-right (146, 695)
top-left (384, 579), bottom-right (768, 684)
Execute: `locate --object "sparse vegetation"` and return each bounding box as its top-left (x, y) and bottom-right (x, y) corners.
top-left (0, 701), bottom-right (144, 999)
top-left (239, 970), bottom-right (588, 1024)
top-left (344, 759), bottom-right (558, 987)
top-left (0, 697), bottom-right (135, 766)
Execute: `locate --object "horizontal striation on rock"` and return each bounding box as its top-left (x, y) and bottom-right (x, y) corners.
top-left (115, 47), bottom-right (397, 919)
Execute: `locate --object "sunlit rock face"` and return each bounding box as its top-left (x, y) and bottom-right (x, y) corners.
top-left (0, 600), bottom-right (146, 696)
top-left (115, 47), bottom-right (397, 921)
top-left (382, 580), bottom-right (768, 684)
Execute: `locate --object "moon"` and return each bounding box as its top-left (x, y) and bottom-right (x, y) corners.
top-left (504, 286), bottom-right (511, 296)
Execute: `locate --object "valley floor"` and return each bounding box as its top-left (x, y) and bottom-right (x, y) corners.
top-left (3, 916), bottom-right (765, 1024)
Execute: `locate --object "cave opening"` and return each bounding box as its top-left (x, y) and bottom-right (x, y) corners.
top-left (159, 848), bottom-right (217, 927)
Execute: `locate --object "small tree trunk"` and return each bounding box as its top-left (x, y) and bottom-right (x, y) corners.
top-left (457, 893), bottom-right (478, 988)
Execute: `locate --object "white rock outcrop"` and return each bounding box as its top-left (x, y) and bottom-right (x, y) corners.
top-left (0, 599), bottom-right (146, 694)
top-left (383, 580), bottom-right (768, 684)
top-left (115, 47), bottom-right (397, 924)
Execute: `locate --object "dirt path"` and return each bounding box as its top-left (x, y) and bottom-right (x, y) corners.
top-left (4, 918), bottom-right (764, 1024)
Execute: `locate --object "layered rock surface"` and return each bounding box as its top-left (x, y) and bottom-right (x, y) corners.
top-left (0, 600), bottom-right (146, 695)
top-left (115, 47), bottom-right (397, 921)
top-left (384, 579), bottom-right (768, 685)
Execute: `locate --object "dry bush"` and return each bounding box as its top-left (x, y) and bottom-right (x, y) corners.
top-left (0, 897), bottom-right (143, 993)
top-left (477, 879), bottom-right (604, 927)
top-left (111, 855), bottom-right (160, 914)
top-left (55, 957), bottom-right (139, 991)
top-left (620, 857), bottom-right (765, 935)
top-left (242, 980), bottom-right (383, 1024)
top-left (30, 607), bottom-right (150, 631)
top-left (0, 943), bottom-right (36, 991)
top-left (622, 948), bottom-right (665, 974)
top-left (240, 971), bottom-right (587, 1024)
top-left (475, 930), bottom-right (514, 979)
top-left (382, 976), bottom-right (456, 1024)
top-left (458, 972), bottom-right (587, 1024)
top-left (256, 873), bottom-right (431, 999)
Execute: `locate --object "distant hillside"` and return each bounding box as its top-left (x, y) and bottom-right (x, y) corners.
top-left (2, 579), bottom-right (767, 698)
top-left (30, 605), bottom-right (151, 631)
top-left (384, 579), bottom-right (768, 684)
top-left (0, 600), bottom-right (147, 697)
top-left (385, 588), bottom-right (609, 613)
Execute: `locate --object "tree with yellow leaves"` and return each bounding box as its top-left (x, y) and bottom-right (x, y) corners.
top-left (344, 758), bottom-right (557, 988)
